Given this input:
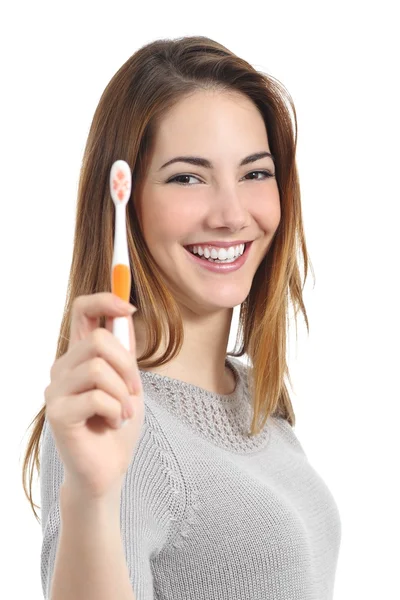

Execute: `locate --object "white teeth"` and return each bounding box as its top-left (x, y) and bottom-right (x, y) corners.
top-left (190, 244), bottom-right (245, 260)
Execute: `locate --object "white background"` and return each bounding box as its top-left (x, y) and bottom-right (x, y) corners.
top-left (1, 0), bottom-right (399, 598)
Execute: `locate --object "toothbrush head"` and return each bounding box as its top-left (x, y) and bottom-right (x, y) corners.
top-left (110, 160), bottom-right (132, 208)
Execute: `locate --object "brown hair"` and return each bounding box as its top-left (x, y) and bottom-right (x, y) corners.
top-left (22, 35), bottom-right (314, 522)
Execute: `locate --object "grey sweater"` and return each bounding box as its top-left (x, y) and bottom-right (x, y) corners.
top-left (40, 355), bottom-right (342, 599)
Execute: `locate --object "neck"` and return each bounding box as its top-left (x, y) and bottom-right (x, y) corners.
top-left (133, 306), bottom-right (235, 394)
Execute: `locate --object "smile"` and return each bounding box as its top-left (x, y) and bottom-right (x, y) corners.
top-left (183, 241), bottom-right (253, 273)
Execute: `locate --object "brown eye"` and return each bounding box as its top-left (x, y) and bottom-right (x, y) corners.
top-left (245, 170), bottom-right (274, 180)
top-left (167, 174), bottom-right (200, 185)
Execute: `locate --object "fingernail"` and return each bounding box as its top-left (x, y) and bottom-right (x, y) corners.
top-left (114, 296), bottom-right (137, 313)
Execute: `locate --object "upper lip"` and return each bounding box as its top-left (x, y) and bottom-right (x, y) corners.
top-left (184, 240), bottom-right (253, 248)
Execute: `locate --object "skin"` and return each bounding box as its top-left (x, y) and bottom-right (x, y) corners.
top-left (133, 89), bottom-right (281, 394)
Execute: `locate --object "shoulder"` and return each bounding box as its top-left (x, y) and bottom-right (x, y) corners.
top-left (272, 416), bottom-right (308, 457)
top-left (227, 355), bottom-right (251, 381)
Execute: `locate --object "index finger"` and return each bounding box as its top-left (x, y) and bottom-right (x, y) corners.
top-left (69, 292), bottom-right (136, 350)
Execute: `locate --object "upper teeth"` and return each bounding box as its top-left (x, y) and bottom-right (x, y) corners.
top-left (188, 244), bottom-right (245, 260)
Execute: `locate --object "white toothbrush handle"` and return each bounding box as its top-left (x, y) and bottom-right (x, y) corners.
top-left (112, 316), bottom-right (131, 428)
top-left (112, 316), bottom-right (130, 351)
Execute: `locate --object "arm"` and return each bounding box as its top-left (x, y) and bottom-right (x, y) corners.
top-left (50, 480), bottom-right (135, 600)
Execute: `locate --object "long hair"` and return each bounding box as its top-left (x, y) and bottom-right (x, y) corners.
top-left (22, 35), bottom-right (314, 522)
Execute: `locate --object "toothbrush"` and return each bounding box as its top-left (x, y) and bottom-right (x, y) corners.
top-left (109, 160), bottom-right (132, 353)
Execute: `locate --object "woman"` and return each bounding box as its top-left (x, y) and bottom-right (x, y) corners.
top-left (22, 35), bottom-right (342, 599)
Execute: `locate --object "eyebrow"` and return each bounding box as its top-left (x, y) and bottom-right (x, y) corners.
top-left (158, 151), bottom-right (275, 171)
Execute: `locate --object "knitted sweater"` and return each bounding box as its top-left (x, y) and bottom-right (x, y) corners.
top-left (40, 355), bottom-right (342, 599)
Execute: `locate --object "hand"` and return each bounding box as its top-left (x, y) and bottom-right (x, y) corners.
top-left (44, 292), bottom-right (145, 499)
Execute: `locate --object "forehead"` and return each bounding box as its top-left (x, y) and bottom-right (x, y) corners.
top-left (153, 90), bottom-right (269, 154)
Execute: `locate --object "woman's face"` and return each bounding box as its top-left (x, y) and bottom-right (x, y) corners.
top-left (138, 90), bottom-right (281, 314)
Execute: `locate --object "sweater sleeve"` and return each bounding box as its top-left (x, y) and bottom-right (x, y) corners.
top-left (40, 404), bottom-right (185, 600)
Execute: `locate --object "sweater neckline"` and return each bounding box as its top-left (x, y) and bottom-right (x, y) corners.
top-left (138, 355), bottom-right (241, 402)
top-left (138, 356), bottom-right (272, 454)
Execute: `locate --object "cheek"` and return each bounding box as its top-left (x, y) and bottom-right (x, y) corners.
top-left (164, 203), bottom-right (196, 224)
top-left (271, 196), bottom-right (281, 229)
top-left (141, 197), bottom-right (196, 245)
top-left (252, 190), bottom-right (281, 231)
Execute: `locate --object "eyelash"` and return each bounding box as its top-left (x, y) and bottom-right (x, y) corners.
top-left (166, 170), bottom-right (275, 186)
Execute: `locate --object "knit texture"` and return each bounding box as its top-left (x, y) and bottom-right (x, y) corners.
top-left (40, 355), bottom-right (342, 599)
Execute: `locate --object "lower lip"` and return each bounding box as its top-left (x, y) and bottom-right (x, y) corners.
top-left (183, 242), bottom-right (253, 273)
